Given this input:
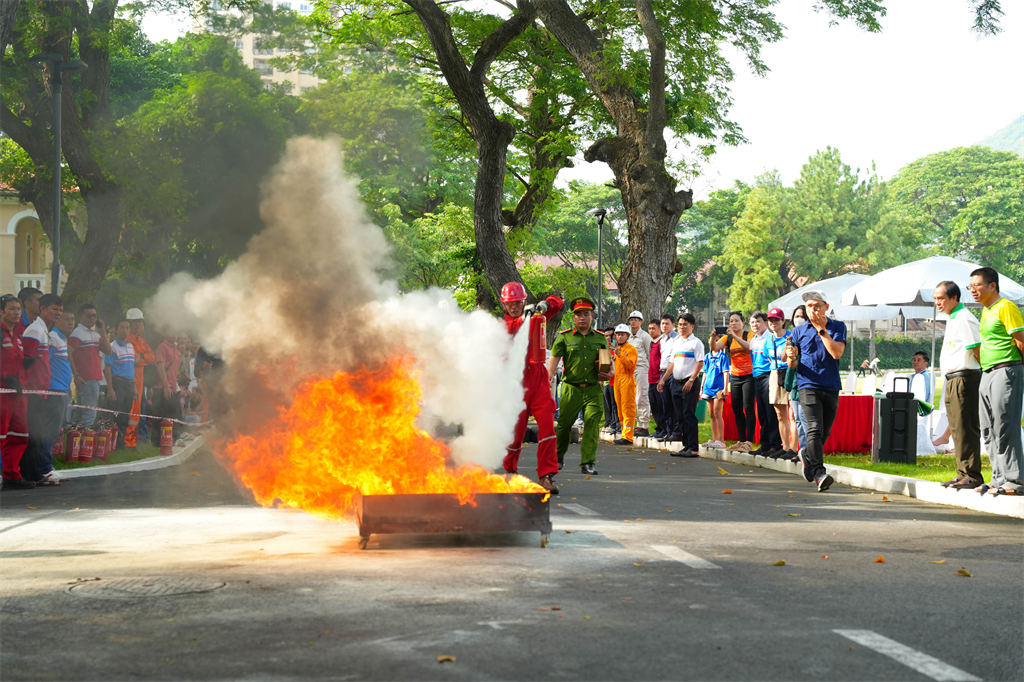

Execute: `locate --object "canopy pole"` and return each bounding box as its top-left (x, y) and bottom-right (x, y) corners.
top-left (931, 301), bottom-right (937, 381)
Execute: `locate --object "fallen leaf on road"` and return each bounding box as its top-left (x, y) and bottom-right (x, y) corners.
top-left (930, 559), bottom-right (946, 564)
top-left (718, 467), bottom-right (729, 475)
top-left (583, 616), bottom-right (590, 619)
top-left (649, 466), bottom-right (657, 469)
top-left (585, 476), bottom-right (591, 479)
top-left (773, 560), bottom-right (786, 566)
top-left (437, 656), bottom-right (456, 663)
top-left (666, 510), bottom-right (673, 512)
top-left (623, 520), bottom-right (631, 523)
top-left (188, 471), bottom-right (200, 476)
top-left (874, 556), bottom-right (886, 563)
top-left (786, 513), bottom-right (801, 517)
top-left (635, 518), bottom-right (643, 521)
top-left (26, 506), bottom-right (40, 510)
top-left (633, 563), bottom-right (645, 567)
top-left (821, 555), bottom-right (828, 559)
top-left (721, 489), bottom-right (733, 494)
top-left (957, 569), bottom-right (972, 577)
top-left (564, 530), bottom-right (572, 534)
top-left (538, 607), bottom-right (549, 611)
top-left (882, 496), bottom-right (890, 502)
top-left (552, 606), bottom-right (561, 610)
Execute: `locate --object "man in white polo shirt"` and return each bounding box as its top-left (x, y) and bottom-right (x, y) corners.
top-left (658, 313), bottom-right (704, 457)
top-left (934, 281), bottom-right (983, 489)
top-left (626, 310), bottom-right (653, 437)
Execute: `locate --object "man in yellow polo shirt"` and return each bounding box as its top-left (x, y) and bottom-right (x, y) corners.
top-left (970, 266), bottom-right (1024, 496)
top-left (548, 297), bottom-right (613, 475)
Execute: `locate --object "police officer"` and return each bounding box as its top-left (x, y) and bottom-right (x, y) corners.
top-left (548, 297), bottom-right (613, 475)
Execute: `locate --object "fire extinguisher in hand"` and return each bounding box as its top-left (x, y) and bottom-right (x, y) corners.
top-left (525, 307), bottom-right (547, 365)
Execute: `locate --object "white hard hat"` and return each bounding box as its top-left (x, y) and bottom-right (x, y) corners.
top-left (125, 308), bottom-right (144, 320)
top-left (614, 323), bottom-right (630, 334)
top-left (628, 309), bottom-right (643, 320)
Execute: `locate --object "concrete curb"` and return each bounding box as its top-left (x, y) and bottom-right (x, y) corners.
top-left (693, 445), bottom-right (1023, 520)
top-left (58, 436), bottom-right (206, 479)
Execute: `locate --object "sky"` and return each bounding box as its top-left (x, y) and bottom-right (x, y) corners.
top-left (142, 0), bottom-right (1024, 199)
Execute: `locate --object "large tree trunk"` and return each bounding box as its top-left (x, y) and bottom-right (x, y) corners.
top-left (62, 185), bottom-right (123, 303)
top-left (403, 0), bottom-right (537, 306)
top-left (536, 0), bottom-right (693, 323)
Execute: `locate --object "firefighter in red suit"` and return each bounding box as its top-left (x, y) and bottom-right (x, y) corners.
top-left (1, 294), bottom-right (34, 490)
top-left (501, 282), bottom-right (563, 495)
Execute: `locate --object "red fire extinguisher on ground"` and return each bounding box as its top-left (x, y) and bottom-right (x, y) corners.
top-left (108, 424), bottom-right (119, 456)
top-left (52, 429), bottom-right (65, 460)
top-left (80, 430), bottom-right (95, 463)
top-left (160, 420), bottom-right (174, 456)
top-left (67, 428), bottom-right (82, 463)
top-left (526, 310), bottom-right (546, 365)
top-left (96, 430), bottom-right (108, 461)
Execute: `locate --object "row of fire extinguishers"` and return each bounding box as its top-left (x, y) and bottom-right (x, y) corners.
top-left (50, 418), bottom-right (177, 464)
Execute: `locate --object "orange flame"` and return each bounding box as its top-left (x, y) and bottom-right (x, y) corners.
top-left (220, 356), bottom-right (544, 519)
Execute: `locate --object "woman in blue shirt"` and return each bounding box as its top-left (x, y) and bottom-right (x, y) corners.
top-left (701, 332), bottom-right (730, 449)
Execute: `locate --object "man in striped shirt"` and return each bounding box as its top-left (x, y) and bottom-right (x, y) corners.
top-left (68, 303), bottom-right (111, 427)
top-left (104, 320), bottom-right (137, 450)
top-left (22, 293), bottom-right (64, 485)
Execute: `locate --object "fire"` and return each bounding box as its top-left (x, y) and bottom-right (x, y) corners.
top-left (220, 357), bottom-right (545, 520)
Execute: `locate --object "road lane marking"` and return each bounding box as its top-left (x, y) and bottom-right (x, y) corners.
top-left (833, 630), bottom-right (981, 681)
top-left (559, 503), bottom-right (600, 516)
top-left (652, 545), bottom-right (721, 569)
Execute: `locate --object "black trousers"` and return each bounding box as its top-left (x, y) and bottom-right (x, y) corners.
top-left (649, 382), bottom-right (666, 436)
top-left (730, 373), bottom-right (756, 442)
top-left (754, 373), bottom-right (781, 450)
top-left (110, 376), bottom-right (136, 448)
top-left (149, 390), bottom-right (184, 440)
top-left (799, 388), bottom-right (840, 480)
top-left (23, 394), bottom-right (65, 480)
top-left (670, 379), bottom-right (700, 451)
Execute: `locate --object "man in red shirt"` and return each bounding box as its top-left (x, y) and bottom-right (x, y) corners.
top-left (1, 295), bottom-right (34, 490)
top-left (500, 282), bottom-right (563, 494)
top-left (151, 331), bottom-right (183, 438)
top-left (68, 303), bottom-right (111, 428)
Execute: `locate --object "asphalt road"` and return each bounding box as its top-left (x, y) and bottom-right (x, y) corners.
top-left (2, 441), bottom-right (1022, 681)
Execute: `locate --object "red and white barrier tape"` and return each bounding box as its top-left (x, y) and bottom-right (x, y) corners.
top-left (0, 388), bottom-right (206, 427)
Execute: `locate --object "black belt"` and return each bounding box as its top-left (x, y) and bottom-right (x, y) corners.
top-left (565, 381), bottom-right (597, 388)
top-left (945, 369), bottom-right (981, 380)
top-left (984, 361), bottom-right (1023, 373)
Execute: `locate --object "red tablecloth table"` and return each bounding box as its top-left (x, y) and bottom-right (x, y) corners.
top-left (721, 393), bottom-right (872, 454)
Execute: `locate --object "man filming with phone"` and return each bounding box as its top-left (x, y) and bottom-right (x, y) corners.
top-left (786, 290), bottom-right (847, 493)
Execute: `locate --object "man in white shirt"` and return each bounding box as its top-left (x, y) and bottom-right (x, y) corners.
top-left (934, 281), bottom-right (983, 489)
top-left (911, 351), bottom-right (933, 402)
top-left (626, 310), bottom-right (653, 436)
top-left (658, 313), bottom-right (704, 457)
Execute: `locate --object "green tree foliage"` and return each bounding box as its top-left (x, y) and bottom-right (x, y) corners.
top-left (883, 146), bottom-right (1024, 280)
top-left (720, 148), bottom-right (921, 311)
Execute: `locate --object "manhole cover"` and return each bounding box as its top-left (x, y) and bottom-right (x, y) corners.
top-left (68, 577), bottom-right (226, 599)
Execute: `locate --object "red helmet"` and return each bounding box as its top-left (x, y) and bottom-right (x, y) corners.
top-left (500, 281), bottom-right (527, 303)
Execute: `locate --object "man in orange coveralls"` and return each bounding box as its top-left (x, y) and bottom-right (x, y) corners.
top-left (612, 324), bottom-right (637, 445)
top-left (501, 282), bottom-right (563, 495)
top-left (125, 308), bottom-right (156, 448)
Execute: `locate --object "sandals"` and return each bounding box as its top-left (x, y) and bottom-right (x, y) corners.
top-left (974, 484), bottom-right (992, 495)
top-left (991, 487), bottom-right (1021, 496)
top-left (35, 479), bottom-right (61, 487)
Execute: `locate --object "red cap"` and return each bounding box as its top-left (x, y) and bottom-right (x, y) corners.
top-left (768, 307), bottom-right (785, 320)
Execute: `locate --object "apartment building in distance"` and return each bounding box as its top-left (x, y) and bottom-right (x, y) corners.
top-left (201, 0), bottom-right (323, 96)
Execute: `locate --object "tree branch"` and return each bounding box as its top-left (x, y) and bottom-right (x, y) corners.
top-left (633, 0), bottom-right (666, 158)
top-left (470, 0), bottom-right (536, 79)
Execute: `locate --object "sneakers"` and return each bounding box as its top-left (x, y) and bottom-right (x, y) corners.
top-left (635, 428), bottom-right (650, 437)
top-left (816, 472), bottom-right (834, 493)
top-left (612, 438), bottom-right (633, 445)
top-left (581, 463), bottom-right (598, 475)
top-left (782, 450), bottom-right (799, 462)
top-left (539, 474), bottom-right (559, 495)
top-left (750, 447), bottom-right (765, 456)
top-left (796, 449), bottom-right (814, 482)
top-left (763, 448), bottom-right (785, 459)
top-left (1, 478), bottom-right (36, 491)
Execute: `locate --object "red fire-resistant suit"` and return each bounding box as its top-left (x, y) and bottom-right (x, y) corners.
top-left (503, 296), bottom-right (563, 478)
top-left (1, 324), bottom-right (29, 481)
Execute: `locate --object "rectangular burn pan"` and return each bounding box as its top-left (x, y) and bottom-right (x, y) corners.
top-left (355, 492), bottom-right (553, 549)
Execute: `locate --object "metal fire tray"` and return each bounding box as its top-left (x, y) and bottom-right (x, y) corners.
top-left (355, 492), bottom-right (553, 549)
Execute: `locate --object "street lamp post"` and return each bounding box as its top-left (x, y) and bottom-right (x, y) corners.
top-left (585, 208), bottom-right (606, 328)
top-left (29, 53), bottom-right (88, 296)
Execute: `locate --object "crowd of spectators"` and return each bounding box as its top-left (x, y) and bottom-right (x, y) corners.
top-left (1, 288), bottom-right (215, 491)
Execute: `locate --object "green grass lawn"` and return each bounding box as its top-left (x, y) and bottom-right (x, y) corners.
top-left (54, 442), bottom-right (163, 470)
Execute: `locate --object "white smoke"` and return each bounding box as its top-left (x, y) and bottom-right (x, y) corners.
top-left (146, 136), bottom-right (527, 469)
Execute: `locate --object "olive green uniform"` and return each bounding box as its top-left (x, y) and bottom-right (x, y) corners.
top-left (551, 328), bottom-right (609, 465)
